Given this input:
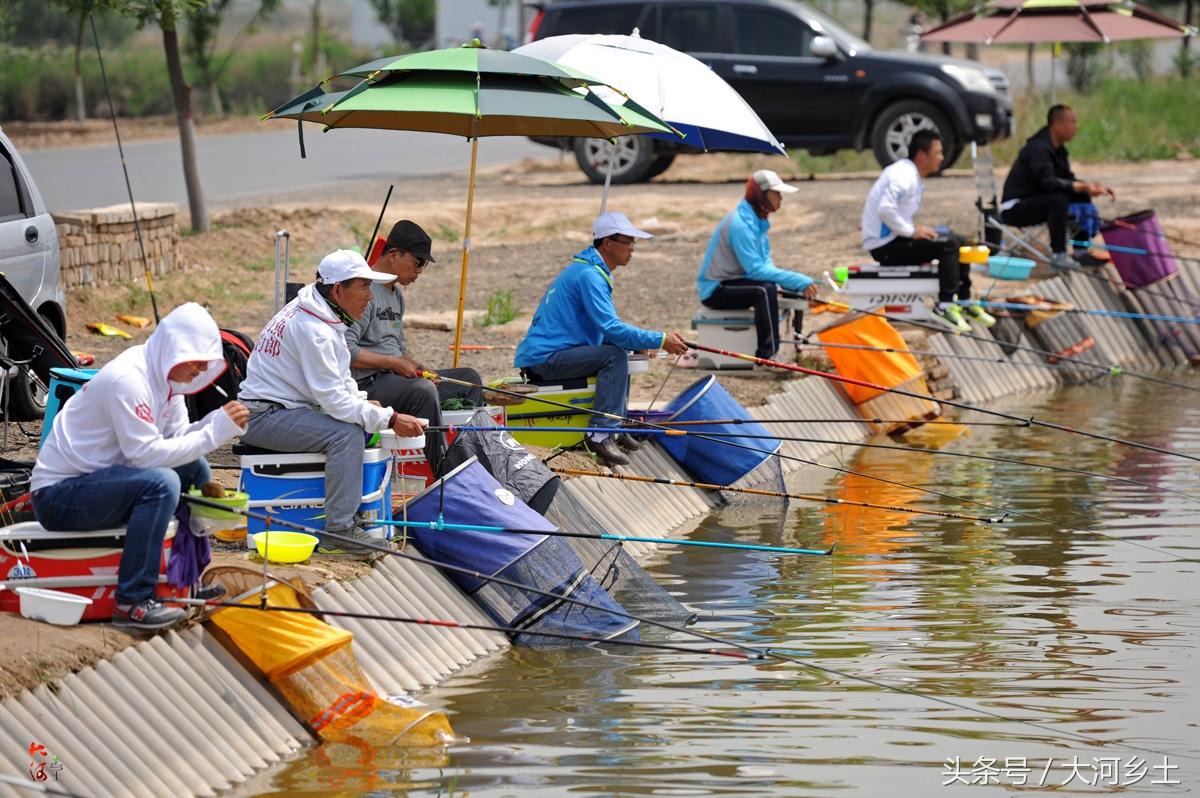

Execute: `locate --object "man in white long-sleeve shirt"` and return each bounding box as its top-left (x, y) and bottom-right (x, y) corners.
top-left (238, 249), bottom-right (426, 556)
top-left (861, 130), bottom-right (994, 333)
top-left (32, 303), bottom-right (249, 631)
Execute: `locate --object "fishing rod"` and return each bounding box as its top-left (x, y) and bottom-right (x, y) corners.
top-left (648, 417), bottom-right (1033, 428)
top-left (686, 339), bottom-right (1200, 465)
top-left (377, 516), bottom-right (833, 555)
top-left (1051, 258), bottom-right (1200, 312)
top-left (811, 300), bottom-right (1200, 394)
top-left (174, 597), bottom-right (759, 660)
top-left (504, 426), bottom-right (1200, 505)
top-left (0, 774), bottom-right (88, 798)
top-left (363, 183), bottom-right (394, 256)
top-left (973, 299), bottom-right (1200, 326)
top-left (794, 337), bottom-right (1072, 369)
top-left (182, 496), bottom-right (1194, 760)
top-left (1068, 239), bottom-right (1146, 255)
top-left (422, 374), bottom-right (1200, 563)
top-left (424, 371), bottom-right (1057, 520)
top-left (548, 467), bottom-right (1005, 524)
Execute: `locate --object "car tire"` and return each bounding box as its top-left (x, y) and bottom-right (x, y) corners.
top-left (644, 154), bottom-right (676, 180)
top-left (869, 100), bottom-right (957, 171)
top-left (1, 311), bottom-right (57, 421)
top-left (572, 137), bottom-right (659, 184)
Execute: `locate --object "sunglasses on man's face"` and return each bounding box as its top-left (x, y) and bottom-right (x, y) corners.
top-left (388, 249), bottom-right (428, 270)
top-left (610, 235), bottom-right (636, 247)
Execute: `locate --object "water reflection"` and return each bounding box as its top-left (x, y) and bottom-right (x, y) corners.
top-left (254, 381), bottom-right (1200, 796)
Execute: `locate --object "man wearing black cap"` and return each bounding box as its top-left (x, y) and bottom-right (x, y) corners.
top-left (346, 220), bottom-right (484, 476)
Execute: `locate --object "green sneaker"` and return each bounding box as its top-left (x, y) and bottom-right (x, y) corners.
top-left (964, 304), bottom-right (996, 328)
top-left (932, 303), bottom-right (971, 333)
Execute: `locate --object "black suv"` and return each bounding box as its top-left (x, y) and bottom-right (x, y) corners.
top-left (529, 0), bottom-right (1014, 182)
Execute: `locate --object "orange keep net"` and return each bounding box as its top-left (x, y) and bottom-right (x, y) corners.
top-left (816, 315), bottom-right (923, 404)
top-left (209, 582), bottom-right (460, 748)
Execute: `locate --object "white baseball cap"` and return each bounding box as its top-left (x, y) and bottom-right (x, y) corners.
top-left (753, 168), bottom-right (799, 194)
top-left (593, 211), bottom-right (653, 240)
top-left (317, 249), bottom-right (394, 284)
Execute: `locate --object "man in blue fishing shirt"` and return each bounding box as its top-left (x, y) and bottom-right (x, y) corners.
top-left (516, 212), bottom-right (689, 467)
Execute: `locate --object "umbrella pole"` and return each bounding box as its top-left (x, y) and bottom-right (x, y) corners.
top-left (452, 137), bottom-right (479, 369)
top-left (599, 138), bottom-right (616, 215)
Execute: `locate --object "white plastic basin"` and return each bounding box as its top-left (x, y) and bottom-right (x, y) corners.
top-left (15, 587), bottom-right (93, 626)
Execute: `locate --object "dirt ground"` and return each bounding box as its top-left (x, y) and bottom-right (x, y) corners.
top-left (2, 140), bottom-right (1199, 697)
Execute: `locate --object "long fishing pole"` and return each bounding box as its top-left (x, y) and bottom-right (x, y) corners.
top-left (175, 597), bottom-right (759, 660)
top-left (425, 371), bottom-right (1052, 520)
top-left (377, 516), bottom-right (833, 555)
top-left (91, 14), bottom-right (159, 324)
top-left (649, 417), bottom-right (1033, 428)
top-left (1054, 258), bottom-right (1200, 312)
top-left (548, 467), bottom-right (1005, 524)
top-left (0, 773), bottom-right (88, 798)
top-left (795, 337), bottom-right (1072, 369)
top-left (975, 299), bottom-right (1200, 326)
top-left (1068, 238), bottom-right (1146, 255)
top-left (812, 301), bottom-right (1200, 394)
top-left (498, 426), bottom-right (1200, 505)
top-left (686, 339), bottom-right (1200, 465)
top-left (183, 495), bottom-right (1195, 760)
top-left (363, 183), bottom-right (394, 256)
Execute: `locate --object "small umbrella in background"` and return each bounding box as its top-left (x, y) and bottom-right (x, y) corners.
top-left (264, 42), bottom-right (676, 366)
top-left (923, 0), bottom-right (1196, 99)
top-left (516, 32), bottom-right (787, 212)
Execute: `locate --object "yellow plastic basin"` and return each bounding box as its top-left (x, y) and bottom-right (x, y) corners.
top-left (253, 531), bottom-right (319, 563)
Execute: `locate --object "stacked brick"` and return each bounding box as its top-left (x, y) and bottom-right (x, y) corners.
top-left (53, 202), bottom-right (180, 289)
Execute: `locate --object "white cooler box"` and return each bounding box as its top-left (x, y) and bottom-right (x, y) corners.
top-left (237, 446), bottom-right (392, 540)
top-left (693, 308), bottom-right (756, 369)
top-left (834, 263), bottom-right (939, 320)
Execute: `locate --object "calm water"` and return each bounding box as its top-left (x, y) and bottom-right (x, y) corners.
top-left (254, 380), bottom-right (1199, 797)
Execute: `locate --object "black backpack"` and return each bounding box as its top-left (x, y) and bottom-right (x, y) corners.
top-left (186, 329), bottom-right (254, 422)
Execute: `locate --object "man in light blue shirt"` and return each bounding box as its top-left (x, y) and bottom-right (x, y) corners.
top-left (516, 212), bottom-right (688, 466)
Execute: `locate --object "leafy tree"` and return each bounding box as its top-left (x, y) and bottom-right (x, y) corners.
top-left (117, 0), bottom-right (209, 232)
top-left (368, 0), bottom-right (435, 48)
top-left (185, 0), bottom-right (280, 115)
top-left (50, 0), bottom-right (123, 125)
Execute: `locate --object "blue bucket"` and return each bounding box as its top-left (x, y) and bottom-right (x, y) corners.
top-left (40, 367), bottom-right (99, 446)
top-left (657, 376), bottom-right (779, 486)
top-left (987, 255), bottom-right (1036, 280)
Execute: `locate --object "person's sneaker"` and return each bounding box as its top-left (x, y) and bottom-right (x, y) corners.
top-left (616, 433), bottom-right (644, 452)
top-left (931, 303), bottom-right (971, 333)
top-left (1072, 250), bottom-right (1108, 268)
top-left (1049, 251), bottom-right (1077, 272)
top-left (113, 597), bottom-right (187, 632)
top-left (964, 304), bottom-right (997, 328)
top-left (318, 524), bottom-right (387, 561)
top-left (192, 582), bottom-right (226, 602)
top-left (583, 436), bottom-right (630, 467)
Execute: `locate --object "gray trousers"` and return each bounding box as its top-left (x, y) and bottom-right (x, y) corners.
top-left (241, 406), bottom-right (364, 533)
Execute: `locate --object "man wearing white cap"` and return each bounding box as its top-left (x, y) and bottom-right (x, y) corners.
top-left (238, 249), bottom-right (427, 555)
top-left (696, 169), bottom-right (818, 360)
top-left (516, 212), bottom-right (689, 467)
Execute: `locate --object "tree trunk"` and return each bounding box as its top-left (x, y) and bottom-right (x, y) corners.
top-left (1026, 43), bottom-right (1036, 97)
top-left (862, 0), bottom-right (874, 43)
top-left (310, 0), bottom-right (322, 75)
top-left (162, 23), bottom-right (209, 232)
top-left (209, 79), bottom-right (224, 117)
top-left (74, 14), bottom-right (87, 125)
top-left (966, 43), bottom-right (979, 61)
top-left (1183, 0), bottom-right (1195, 77)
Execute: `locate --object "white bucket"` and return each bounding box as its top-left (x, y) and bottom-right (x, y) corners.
top-left (16, 586), bottom-right (93, 626)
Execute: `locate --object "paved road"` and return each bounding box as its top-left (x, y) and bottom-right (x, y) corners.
top-left (23, 127), bottom-right (548, 212)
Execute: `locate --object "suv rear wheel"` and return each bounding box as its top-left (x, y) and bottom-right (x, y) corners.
top-left (869, 100), bottom-right (958, 170)
top-left (572, 137), bottom-right (660, 184)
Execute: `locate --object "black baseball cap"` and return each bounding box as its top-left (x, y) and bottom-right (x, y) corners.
top-left (384, 220), bottom-right (436, 263)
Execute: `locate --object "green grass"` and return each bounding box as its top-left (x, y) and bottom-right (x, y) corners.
top-left (479, 288), bottom-right (518, 327)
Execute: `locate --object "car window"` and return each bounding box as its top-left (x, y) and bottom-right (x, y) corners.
top-left (733, 8), bottom-right (813, 57)
top-left (659, 5), bottom-right (724, 53)
top-left (0, 147), bottom-right (27, 224)
top-left (548, 5), bottom-right (644, 36)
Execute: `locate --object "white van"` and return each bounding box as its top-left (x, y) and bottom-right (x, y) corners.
top-left (0, 126), bottom-right (67, 419)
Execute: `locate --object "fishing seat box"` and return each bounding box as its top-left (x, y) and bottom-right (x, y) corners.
top-left (234, 444), bottom-right (393, 539)
top-left (0, 521), bottom-right (184, 622)
top-left (692, 293), bottom-right (807, 370)
top-left (838, 263), bottom-right (939, 321)
top-left (506, 377), bottom-right (598, 448)
top-left (40, 367), bottom-right (99, 445)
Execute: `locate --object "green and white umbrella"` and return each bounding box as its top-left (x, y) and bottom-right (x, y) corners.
top-left (265, 42), bottom-right (675, 363)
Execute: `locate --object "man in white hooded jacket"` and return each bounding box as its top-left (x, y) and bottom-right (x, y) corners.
top-left (32, 303), bottom-right (249, 631)
top-left (238, 249), bottom-right (426, 556)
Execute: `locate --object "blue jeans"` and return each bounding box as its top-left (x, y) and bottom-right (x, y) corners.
top-left (526, 344), bottom-right (628, 431)
top-left (31, 459), bottom-right (210, 605)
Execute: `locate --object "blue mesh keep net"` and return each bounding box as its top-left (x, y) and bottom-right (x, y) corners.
top-left (403, 459), bottom-right (640, 648)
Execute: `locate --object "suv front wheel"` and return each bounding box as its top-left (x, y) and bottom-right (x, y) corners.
top-left (869, 100), bottom-right (959, 171)
top-left (572, 137), bottom-right (663, 184)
